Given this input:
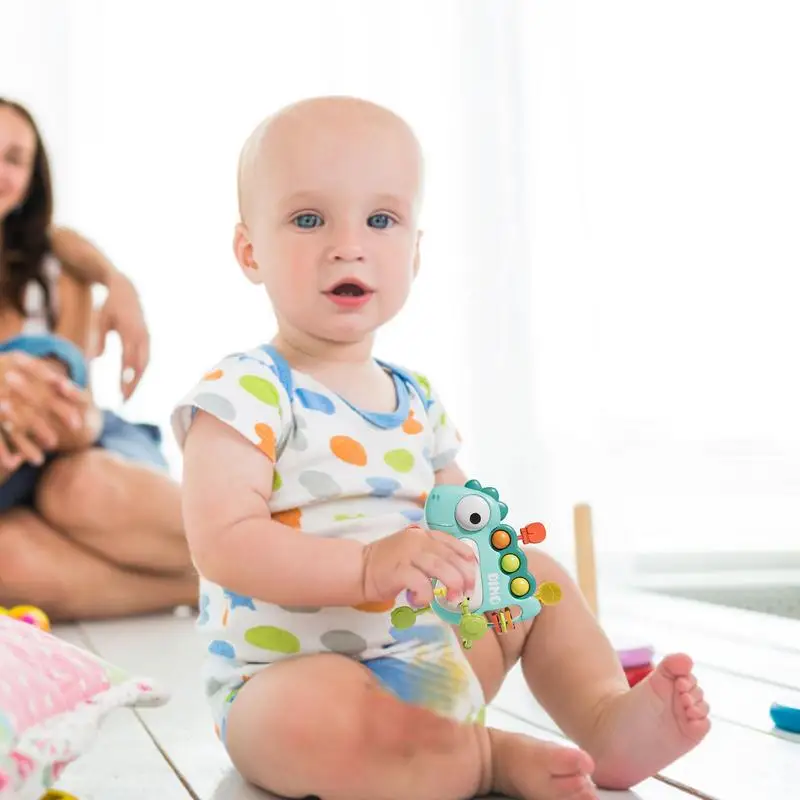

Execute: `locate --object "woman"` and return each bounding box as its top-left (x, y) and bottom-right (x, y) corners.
top-left (0, 97), bottom-right (196, 620)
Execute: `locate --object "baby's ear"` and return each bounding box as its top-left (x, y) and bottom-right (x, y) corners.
top-left (233, 223), bottom-right (262, 284)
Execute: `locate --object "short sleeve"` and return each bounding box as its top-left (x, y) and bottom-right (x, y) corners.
top-left (171, 349), bottom-right (293, 463)
top-left (413, 371), bottom-right (462, 471)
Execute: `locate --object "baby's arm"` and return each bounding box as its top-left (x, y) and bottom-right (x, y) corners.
top-left (182, 410), bottom-right (366, 607)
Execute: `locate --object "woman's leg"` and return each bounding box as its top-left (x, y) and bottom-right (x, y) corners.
top-left (0, 508), bottom-right (197, 621)
top-left (35, 448), bottom-right (192, 575)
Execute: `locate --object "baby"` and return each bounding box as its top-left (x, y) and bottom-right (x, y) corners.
top-left (172, 96), bottom-right (710, 800)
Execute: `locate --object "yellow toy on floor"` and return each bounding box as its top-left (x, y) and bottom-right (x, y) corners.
top-left (0, 605), bottom-right (51, 632)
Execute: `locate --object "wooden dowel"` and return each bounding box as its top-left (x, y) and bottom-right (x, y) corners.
top-left (573, 503), bottom-right (598, 617)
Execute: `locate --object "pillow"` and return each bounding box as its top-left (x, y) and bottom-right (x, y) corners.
top-left (0, 616), bottom-right (168, 799)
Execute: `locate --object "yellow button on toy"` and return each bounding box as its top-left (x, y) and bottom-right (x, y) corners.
top-left (510, 577), bottom-right (530, 597)
top-left (40, 791), bottom-right (79, 799)
top-left (500, 553), bottom-right (520, 573)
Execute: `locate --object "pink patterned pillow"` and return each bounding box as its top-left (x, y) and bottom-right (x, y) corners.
top-left (0, 616), bottom-right (168, 799)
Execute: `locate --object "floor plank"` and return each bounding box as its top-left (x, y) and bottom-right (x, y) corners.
top-left (77, 613), bottom-right (694, 799)
top-left (502, 587), bottom-right (800, 798)
top-left (49, 624), bottom-right (192, 799)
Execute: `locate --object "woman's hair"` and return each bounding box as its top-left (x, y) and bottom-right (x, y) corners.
top-left (0, 98), bottom-right (55, 327)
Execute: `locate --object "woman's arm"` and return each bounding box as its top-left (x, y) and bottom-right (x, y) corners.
top-left (50, 226), bottom-right (120, 287)
top-left (50, 226), bottom-right (150, 399)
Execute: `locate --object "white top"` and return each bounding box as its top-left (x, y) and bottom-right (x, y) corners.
top-left (171, 343), bottom-right (463, 665)
top-left (20, 254), bottom-right (61, 334)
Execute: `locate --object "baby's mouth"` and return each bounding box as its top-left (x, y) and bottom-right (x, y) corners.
top-left (324, 278), bottom-right (374, 298)
top-left (330, 283), bottom-right (366, 297)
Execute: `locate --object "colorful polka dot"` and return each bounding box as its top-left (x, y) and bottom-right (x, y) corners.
top-left (384, 448), bottom-right (415, 473)
top-left (244, 625), bottom-right (301, 654)
top-left (194, 393), bottom-right (236, 421)
top-left (203, 369), bottom-right (223, 381)
top-left (352, 599), bottom-right (395, 613)
top-left (296, 388), bottom-right (335, 414)
top-left (272, 470), bottom-right (282, 491)
top-left (223, 590), bottom-right (255, 610)
top-left (330, 435), bottom-right (368, 466)
top-left (401, 508), bottom-right (424, 523)
top-left (366, 477), bottom-right (400, 497)
top-left (208, 640), bottom-right (236, 659)
top-left (255, 423), bottom-right (276, 460)
top-left (197, 594), bottom-right (210, 625)
top-left (413, 373), bottom-right (432, 399)
top-left (321, 630), bottom-right (368, 655)
top-left (389, 625), bottom-right (446, 645)
top-left (289, 428), bottom-right (308, 451)
top-left (299, 471), bottom-right (342, 499)
top-left (239, 375), bottom-right (281, 407)
top-left (279, 605), bottom-right (322, 613)
top-left (402, 410), bottom-right (423, 434)
top-left (334, 513), bottom-right (366, 521)
top-left (273, 508), bottom-right (301, 528)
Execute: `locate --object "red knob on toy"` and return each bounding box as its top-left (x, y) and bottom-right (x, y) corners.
top-left (519, 522), bottom-right (547, 544)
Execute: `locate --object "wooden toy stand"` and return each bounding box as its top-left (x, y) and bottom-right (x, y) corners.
top-left (573, 503), bottom-right (654, 686)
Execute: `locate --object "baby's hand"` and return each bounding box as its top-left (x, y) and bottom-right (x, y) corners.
top-left (361, 524), bottom-right (477, 606)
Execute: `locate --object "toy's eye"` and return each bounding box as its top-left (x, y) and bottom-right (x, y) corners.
top-left (455, 495), bottom-right (491, 532)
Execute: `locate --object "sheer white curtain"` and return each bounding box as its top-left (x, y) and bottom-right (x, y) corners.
top-left (513, 1), bottom-right (800, 561)
top-left (4, 0), bottom-right (799, 566)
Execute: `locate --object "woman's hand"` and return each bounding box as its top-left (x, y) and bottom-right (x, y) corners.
top-left (93, 272), bottom-right (150, 401)
top-left (0, 352), bottom-right (88, 469)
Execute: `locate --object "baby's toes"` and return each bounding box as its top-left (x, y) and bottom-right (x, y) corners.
top-left (675, 674), bottom-right (697, 694)
top-left (550, 773), bottom-right (595, 798)
top-left (680, 685), bottom-right (704, 709)
top-left (686, 698), bottom-right (710, 721)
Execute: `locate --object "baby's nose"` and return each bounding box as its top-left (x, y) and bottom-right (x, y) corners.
top-left (330, 243), bottom-right (365, 262)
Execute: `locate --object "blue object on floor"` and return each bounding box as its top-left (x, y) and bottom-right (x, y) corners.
top-left (770, 701), bottom-right (800, 733)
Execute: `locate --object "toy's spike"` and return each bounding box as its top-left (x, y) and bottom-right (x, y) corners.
top-left (482, 486), bottom-right (500, 500)
top-left (465, 479), bottom-right (482, 490)
top-left (498, 502), bottom-right (509, 520)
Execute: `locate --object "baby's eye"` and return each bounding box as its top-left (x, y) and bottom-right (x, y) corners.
top-left (367, 213), bottom-right (394, 229)
top-left (293, 213), bottom-right (323, 229)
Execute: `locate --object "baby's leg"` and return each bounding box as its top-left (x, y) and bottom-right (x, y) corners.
top-left (224, 652), bottom-right (591, 800)
top-left (510, 549), bottom-right (710, 790)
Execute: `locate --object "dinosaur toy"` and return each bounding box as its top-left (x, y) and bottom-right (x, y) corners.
top-left (391, 479), bottom-right (562, 649)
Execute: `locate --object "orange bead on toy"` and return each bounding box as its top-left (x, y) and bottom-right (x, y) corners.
top-left (9, 605), bottom-right (51, 632)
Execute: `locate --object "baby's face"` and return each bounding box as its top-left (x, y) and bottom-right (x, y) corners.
top-left (236, 101), bottom-right (423, 345)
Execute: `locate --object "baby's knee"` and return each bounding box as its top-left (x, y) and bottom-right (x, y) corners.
top-left (225, 656), bottom-right (457, 795)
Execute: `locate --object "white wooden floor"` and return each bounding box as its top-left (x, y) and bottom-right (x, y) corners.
top-left (50, 588), bottom-right (800, 799)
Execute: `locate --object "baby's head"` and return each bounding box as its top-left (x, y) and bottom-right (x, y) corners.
top-left (234, 96), bottom-right (424, 348)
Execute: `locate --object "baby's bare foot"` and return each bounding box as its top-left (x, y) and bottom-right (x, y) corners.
top-left (591, 652), bottom-right (711, 790)
top-left (489, 728), bottom-right (597, 800)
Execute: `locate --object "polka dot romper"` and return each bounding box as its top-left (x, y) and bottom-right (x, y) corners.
top-left (172, 345), bottom-right (486, 744)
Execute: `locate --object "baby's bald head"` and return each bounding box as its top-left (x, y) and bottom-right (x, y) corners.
top-left (236, 96), bottom-right (424, 226)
